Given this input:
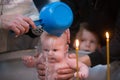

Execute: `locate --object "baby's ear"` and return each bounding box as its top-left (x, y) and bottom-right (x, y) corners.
top-left (65, 44), bottom-right (69, 52)
top-left (65, 29), bottom-right (70, 44)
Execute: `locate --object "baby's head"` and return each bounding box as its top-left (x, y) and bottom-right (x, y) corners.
top-left (39, 29), bottom-right (70, 62)
top-left (75, 22), bottom-right (101, 52)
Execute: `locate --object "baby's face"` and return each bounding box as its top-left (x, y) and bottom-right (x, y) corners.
top-left (79, 29), bottom-right (98, 52)
top-left (42, 37), bottom-right (68, 63)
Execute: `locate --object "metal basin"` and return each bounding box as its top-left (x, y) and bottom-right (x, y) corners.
top-left (0, 49), bottom-right (39, 80)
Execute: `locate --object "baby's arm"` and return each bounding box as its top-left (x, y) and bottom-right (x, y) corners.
top-left (75, 61), bottom-right (89, 79)
top-left (66, 57), bottom-right (89, 79)
top-left (22, 53), bottom-right (40, 68)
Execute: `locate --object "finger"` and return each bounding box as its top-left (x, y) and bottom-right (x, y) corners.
top-left (37, 70), bottom-right (45, 76)
top-left (10, 24), bottom-right (20, 36)
top-left (81, 75), bottom-right (85, 80)
top-left (68, 53), bottom-right (76, 58)
top-left (23, 17), bottom-right (36, 29)
top-left (36, 64), bottom-right (45, 70)
top-left (36, 57), bottom-right (46, 65)
top-left (75, 73), bottom-right (81, 80)
top-left (13, 20), bottom-right (25, 35)
top-left (55, 73), bottom-right (74, 80)
top-left (15, 17), bottom-right (29, 33)
top-left (38, 75), bottom-right (45, 80)
top-left (20, 22), bottom-right (29, 33)
top-left (36, 59), bottom-right (42, 65)
top-left (17, 18), bottom-right (30, 33)
top-left (16, 25), bottom-right (25, 35)
top-left (57, 68), bottom-right (74, 74)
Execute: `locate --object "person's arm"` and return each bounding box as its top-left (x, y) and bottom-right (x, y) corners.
top-left (78, 55), bottom-right (92, 66)
top-left (0, 14), bottom-right (36, 36)
top-left (88, 51), bottom-right (105, 66)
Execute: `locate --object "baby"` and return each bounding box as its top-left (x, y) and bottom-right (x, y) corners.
top-left (22, 29), bottom-right (89, 80)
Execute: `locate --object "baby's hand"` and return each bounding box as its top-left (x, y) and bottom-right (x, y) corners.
top-left (74, 62), bottom-right (89, 79)
top-left (66, 57), bottom-right (89, 79)
top-left (22, 55), bottom-right (36, 68)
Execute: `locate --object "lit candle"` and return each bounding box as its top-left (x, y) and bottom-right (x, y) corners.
top-left (106, 32), bottom-right (110, 80)
top-left (75, 39), bottom-right (79, 80)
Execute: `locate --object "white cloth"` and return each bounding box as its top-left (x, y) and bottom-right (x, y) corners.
top-left (1, 0), bottom-right (39, 20)
top-left (111, 61), bottom-right (120, 80)
top-left (86, 65), bottom-right (107, 80)
top-left (0, 0), bottom-right (40, 53)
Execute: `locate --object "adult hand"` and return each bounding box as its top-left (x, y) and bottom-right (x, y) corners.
top-left (37, 64), bottom-right (75, 80)
top-left (36, 62), bottom-right (45, 80)
top-left (0, 14), bottom-right (36, 36)
top-left (68, 53), bottom-right (76, 58)
top-left (55, 67), bottom-right (75, 80)
top-left (54, 53), bottom-right (75, 80)
top-left (36, 54), bottom-right (46, 80)
top-left (36, 56), bottom-right (75, 80)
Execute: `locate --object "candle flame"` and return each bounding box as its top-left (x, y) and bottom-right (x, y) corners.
top-left (106, 32), bottom-right (109, 39)
top-left (75, 39), bottom-right (79, 48)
